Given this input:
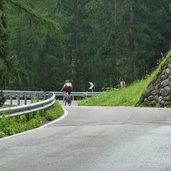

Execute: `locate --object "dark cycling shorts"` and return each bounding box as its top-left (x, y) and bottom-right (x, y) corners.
top-left (63, 87), bottom-right (72, 95)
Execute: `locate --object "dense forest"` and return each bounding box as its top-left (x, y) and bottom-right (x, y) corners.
top-left (0, 0), bottom-right (171, 91)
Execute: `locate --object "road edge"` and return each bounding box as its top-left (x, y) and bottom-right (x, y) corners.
top-left (0, 107), bottom-right (68, 142)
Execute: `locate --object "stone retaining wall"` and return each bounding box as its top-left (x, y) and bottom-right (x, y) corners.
top-left (139, 57), bottom-right (171, 107)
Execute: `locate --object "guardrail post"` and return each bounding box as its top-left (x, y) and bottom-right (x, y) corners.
top-left (72, 95), bottom-right (74, 101)
top-left (39, 109), bottom-right (43, 115)
top-left (48, 93), bottom-right (50, 98)
top-left (0, 93), bottom-right (56, 119)
top-left (26, 113), bottom-right (30, 121)
top-left (24, 95), bottom-right (27, 105)
top-left (7, 92), bottom-right (10, 100)
top-left (37, 94), bottom-right (39, 102)
top-left (44, 92), bottom-right (46, 100)
top-left (10, 96), bottom-right (13, 106)
top-left (31, 95), bottom-right (33, 103)
top-left (17, 96), bottom-right (20, 106)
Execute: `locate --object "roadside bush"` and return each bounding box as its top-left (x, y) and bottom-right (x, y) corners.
top-left (45, 102), bottom-right (63, 121)
top-left (0, 131), bottom-right (5, 138)
top-left (26, 114), bottom-right (42, 129)
top-left (0, 101), bottom-right (64, 138)
top-left (0, 113), bottom-right (42, 137)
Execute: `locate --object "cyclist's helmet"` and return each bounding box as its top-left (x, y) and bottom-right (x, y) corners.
top-left (65, 80), bottom-right (69, 83)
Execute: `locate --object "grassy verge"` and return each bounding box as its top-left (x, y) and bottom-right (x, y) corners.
top-left (79, 50), bottom-right (171, 106)
top-left (43, 102), bottom-right (63, 121)
top-left (0, 101), bottom-right (63, 138)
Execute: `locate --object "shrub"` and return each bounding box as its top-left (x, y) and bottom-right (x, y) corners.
top-left (0, 113), bottom-right (42, 137)
top-left (0, 101), bottom-right (64, 138)
top-left (45, 102), bottom-right (63, 121)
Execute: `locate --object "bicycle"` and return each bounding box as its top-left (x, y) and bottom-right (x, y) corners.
top-left (63, 92), bottom-right (71, 106)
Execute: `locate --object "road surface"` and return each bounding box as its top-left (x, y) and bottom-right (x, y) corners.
top-left (1, 102), bottom-right (171, 171)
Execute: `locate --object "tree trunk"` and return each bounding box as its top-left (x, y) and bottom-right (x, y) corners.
top-left (113, 0), bottom-right (117, 25)
top-left (0, 1), bottom-right (8, 89)
top-left (71, 0), bottom-right (79, 85)
top-left (0, 1), bottom-right (7, 58)
top-left (128, 6), bottom-right (135, 80)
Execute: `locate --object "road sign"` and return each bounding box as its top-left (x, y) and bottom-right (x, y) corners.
top-left (89, 82), bottom-right (94, 90)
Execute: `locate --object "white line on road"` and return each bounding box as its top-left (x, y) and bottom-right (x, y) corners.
top-left (0, 107), bottom-right (68, 142)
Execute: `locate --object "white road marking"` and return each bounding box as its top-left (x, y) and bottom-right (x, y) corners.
top-left (0, 107), bottom-right (68, 142)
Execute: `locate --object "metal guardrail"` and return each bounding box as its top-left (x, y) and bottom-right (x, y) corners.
top-left (0, 90), bottom-right (102, 119)
top-left (53, 91), bottom-right (102, 100)
top-left (2, 90), bottom-right (102, 100)
top-left (0, 93), bottom-right (56, 118)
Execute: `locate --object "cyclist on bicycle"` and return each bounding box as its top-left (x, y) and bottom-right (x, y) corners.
top-left (61, 80), bottom-right (73, 95)
top-left (61, 80), bottom-right (73, 105)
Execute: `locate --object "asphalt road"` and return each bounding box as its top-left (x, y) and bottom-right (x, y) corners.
top-left (1, 102), bottom-right (171, 171)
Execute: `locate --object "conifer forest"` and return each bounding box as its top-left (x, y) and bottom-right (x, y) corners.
top-left (0, 0), bottom-right (171, 91)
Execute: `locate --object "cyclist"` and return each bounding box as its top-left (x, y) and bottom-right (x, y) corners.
top-left (61, 80), bottom-right (73, 104)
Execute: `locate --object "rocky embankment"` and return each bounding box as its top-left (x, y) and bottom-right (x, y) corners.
top-left (140, 56), bottom-right (171, 107)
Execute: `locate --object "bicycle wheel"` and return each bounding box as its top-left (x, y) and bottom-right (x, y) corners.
top-left (68, 95), bottom-right (71, 106)
top-left (63, 95), bottom-right (67, 106)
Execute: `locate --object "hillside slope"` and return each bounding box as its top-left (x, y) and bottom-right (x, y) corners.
top-left (79, 50), bottom-right (171, 107)
top-left (139, 51), bottom-right (171, 107)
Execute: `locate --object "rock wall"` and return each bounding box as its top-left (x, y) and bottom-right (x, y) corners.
top-left (139, 56), bottom-right (171, 107)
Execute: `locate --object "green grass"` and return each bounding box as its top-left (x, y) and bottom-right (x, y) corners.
top-left (79, 50), bottom-right (171, 106)
top-left (44, 101), bottom-right (63, 121)
top-left (0, 101), bottom-right (64, 138)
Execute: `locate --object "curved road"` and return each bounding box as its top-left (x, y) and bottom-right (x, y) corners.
top-left (1, 102), bottom-right (171, 171)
